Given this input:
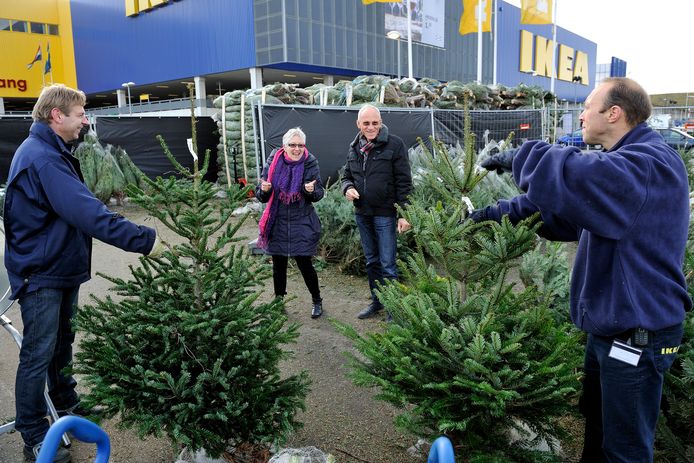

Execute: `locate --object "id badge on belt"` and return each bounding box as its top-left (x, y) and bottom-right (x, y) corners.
top-left (608, 339), bottom-right (642, 366)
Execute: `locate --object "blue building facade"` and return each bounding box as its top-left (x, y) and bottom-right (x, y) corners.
top-left (66, 0), bottom-right (596, 103)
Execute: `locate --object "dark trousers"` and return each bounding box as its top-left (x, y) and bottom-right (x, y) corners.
top-left (16, 286), bottom-right (80, 447)
top-left (354, 214), bottom-right (398, 306)
top-left (579, 323), bottom-right (684, 463)
top-left (271, 255), bottom-right (321, 302)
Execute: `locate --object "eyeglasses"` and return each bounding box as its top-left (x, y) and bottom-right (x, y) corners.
top-left (287, 143), bottom-right (305, 148)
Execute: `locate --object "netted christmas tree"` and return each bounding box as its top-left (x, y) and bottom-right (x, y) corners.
top-left (334, 107), bottom-right (582, 462)
top-left (73, 87), bottom-right (309, 460)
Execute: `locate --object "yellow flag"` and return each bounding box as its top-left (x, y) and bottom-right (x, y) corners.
top-left (520, 0), bottom-right (553, 25)
top-left (362, 0), bottom-right (401, 4)
top-left (459, 0), bottom-right (492, 36)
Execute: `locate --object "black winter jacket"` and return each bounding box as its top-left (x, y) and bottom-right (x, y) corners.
top-left (341, 125), bottom-right (412, 217)
top-left (255, 150), bottom-right (324, 256)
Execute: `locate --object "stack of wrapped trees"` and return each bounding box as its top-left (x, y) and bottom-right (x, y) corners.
top-left (211, 75), bottom-right (555, 184)
top-left (213, 90), bottom-right (261, 186)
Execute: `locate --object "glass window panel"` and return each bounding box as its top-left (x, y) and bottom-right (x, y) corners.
top-left (254, 1), bottom-right (268, 17)
top-left (299, 20), bottom-right (310, 62)
top-left (335, 28), bottom-right (344, 59)
top-left (257, 50), bottom-right (270, 65)
top-left (269, 48), bottom-right (283, 64)
top-left (255, 18), bottom-right (268, 34)
top-left (255, 33), bottom-right (269, 51)
top-left (312, 23), bottom-right (322, 54)
top-left (0, 19), bottom-right (10, 32)
top-left (286, 22), bottom-right (297, 52)
top-left (269, 13), bottom-right (282, 31)
top-left (311, 0), bottom-right (321, 17)
top-left (335, 2), bottom-right (346, 27)
top-left (285, 0), bottom-right (296, 17)
top-left (324, 1), bottom-right (333, 23)
top-left (30, 22), bottom-right (45, 34)
top-left (47, 24), bottom-right (59, 35)
top-left (11, 20), bottom-right (27, 32)
top-left (344, 2), bottom-right (355, 29)
top-left (269, 30), bottom-right (283, 49)
top-left (324, 28), bottom-right (334, 66)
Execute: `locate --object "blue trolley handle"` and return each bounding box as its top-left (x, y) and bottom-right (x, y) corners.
top-left (37, 416), bottom-right (111, 463)
top-left (427, 436), bottom-right (455, 463)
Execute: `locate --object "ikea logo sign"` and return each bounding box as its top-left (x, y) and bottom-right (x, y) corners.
top-left (126, 0), bottom-right (178, 17)
top-left (519, 30), bottom-right (590, 85)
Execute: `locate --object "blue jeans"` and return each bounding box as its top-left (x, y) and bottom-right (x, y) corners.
top-left (355, 214), bottom-right (398, 306)
top-left (579, 323), bottom-right (684, 463)
top-left (16, 286), bottom-right (80, 447)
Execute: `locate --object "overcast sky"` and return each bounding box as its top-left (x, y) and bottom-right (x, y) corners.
top-left (506, 0), bottom-right (693, 95)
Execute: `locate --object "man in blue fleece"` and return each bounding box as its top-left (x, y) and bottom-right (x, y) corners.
top-left (473, 78), bottom-right (689, 462)
top-left (4, 84), bottom-right (164, 463)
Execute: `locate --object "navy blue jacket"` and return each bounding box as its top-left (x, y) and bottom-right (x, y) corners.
top-left (341, 125), bottom-right (412, 217)
top-left (484, 123), bottom-right (690, 335)
top-left (255, 150), bottom-right (323, 256)
top-left (3, 122), bottom-right (156, 299)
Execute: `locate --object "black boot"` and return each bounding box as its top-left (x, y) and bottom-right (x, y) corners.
top-left (357, 301), bottom-right (383, 319)
top-left (311, 298), bottom-right (323, 319)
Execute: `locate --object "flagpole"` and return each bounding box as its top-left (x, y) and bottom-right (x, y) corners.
top-left (476, 0), bottom-right (482, 83)
top-left (492, 0), bottom-right (498, 85)
top-left (406, 0), bottom-right (413, 78)
top-left (550, 0), bottom-right (557, 94)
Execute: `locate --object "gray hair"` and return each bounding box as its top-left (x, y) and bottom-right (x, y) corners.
top-left (357, 104), bottom-right (381, 121)
top-left (282, 127), bottom-right (307, 146)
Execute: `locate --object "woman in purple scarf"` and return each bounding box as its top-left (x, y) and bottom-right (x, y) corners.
top-left (256, 127), bottom-right (325, 318)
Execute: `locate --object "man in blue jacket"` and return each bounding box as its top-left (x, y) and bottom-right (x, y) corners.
top-left (342, 105), bottom-right (412, 321)
top-left (473, 77), bottom-right (689, 462)
top-left (3, 84), bottom-right (163, 463)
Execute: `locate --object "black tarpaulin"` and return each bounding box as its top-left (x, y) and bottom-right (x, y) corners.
top-left (96, 116), bottom-right (219, 182)
top-left (260, 105), bottom-right (433, 185)
top-left (0, 118), bottom-right (33, 183)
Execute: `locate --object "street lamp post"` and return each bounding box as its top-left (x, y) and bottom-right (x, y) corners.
top-left (386, 30), bottom-right (401, 80)
top-left (121, 82), bottom-right (135, 115)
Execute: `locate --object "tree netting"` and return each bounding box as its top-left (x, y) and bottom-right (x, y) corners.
top-left (73, 131), bottom-right (148, 204)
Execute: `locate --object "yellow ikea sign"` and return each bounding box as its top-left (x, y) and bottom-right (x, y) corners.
top-left (519, 30), bottom-right (589, 85)
top-left (125, 0), bottom-right (173, 17)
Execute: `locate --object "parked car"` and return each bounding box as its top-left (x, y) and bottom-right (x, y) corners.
top-left (655, 128), bottom-right (694, 151)
top-left (557, 129), bottom-right (600, 150)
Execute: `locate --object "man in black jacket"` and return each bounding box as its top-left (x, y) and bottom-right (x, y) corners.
top-left (342, 105), bottom-right (412, 320)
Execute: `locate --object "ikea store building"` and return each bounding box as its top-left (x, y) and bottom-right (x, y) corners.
top-left (0, 0), bottom-right (613, 113)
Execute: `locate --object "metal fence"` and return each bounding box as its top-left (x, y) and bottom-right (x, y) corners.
top-left (546, 105), bottom-right (694, 142)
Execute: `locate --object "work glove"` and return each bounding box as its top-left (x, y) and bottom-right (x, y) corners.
top-left (148, 233), bottom-right (166, 258)
top-left (467, 208), bottom-right (490, 223)
top-left (480, 148), bottom-right (518, 175)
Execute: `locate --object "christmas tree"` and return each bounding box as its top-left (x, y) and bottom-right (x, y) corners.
top-left (74, 86), bottom-right (309, 459)
top-left (335, 105), bottom-right (582, 462)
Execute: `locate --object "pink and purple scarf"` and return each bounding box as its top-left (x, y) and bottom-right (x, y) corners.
top-left (258, 147), bottom-right (308, 249)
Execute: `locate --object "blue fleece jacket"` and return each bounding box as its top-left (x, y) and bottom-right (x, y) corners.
top-left (485, 123), bottom-right (691, 335)
top-left (3, 122), bottom-right (156, 299)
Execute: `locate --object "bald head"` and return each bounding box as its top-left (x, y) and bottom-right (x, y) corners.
top-left (356, 105), bottom-right (382, 141)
